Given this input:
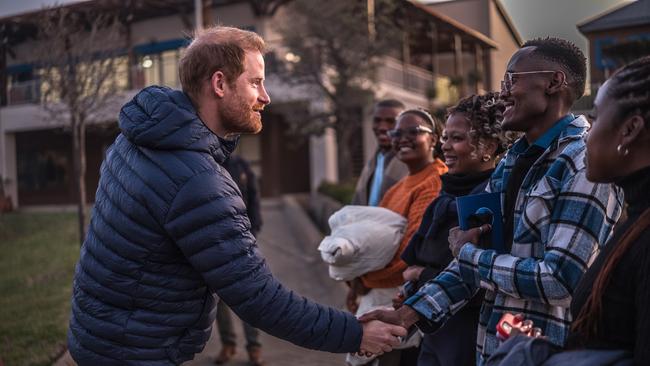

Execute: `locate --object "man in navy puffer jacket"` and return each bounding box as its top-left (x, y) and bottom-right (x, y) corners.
top-left (67, 26), bottom-right (406, 365)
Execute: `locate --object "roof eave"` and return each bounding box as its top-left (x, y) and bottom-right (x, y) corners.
top-left (407, 0), bottom-right (499, 49)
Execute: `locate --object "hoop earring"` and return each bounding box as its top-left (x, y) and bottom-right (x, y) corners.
top-left (617, 144), bottom-right (629, 156)
top-left (482, 154), bottom-right (491, 162)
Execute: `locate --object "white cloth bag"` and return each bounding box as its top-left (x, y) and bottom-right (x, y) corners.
top-left (318, 205), bottom-right (406, 281)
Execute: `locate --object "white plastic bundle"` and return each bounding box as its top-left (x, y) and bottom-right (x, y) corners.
top-left (318, 205), bottom-right (406, 281)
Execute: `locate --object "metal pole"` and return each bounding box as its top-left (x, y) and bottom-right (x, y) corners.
top-left (194, 0), bottom-right (203, 30)
top-left (367, 0), bottom-right (375, 42)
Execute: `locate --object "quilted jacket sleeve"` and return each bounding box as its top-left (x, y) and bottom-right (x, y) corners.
top-left (164, 170), bottom-right (362, 353)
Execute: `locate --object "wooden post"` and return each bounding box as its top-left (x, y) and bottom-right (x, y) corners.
top-left (474, 43), bottom-right (484, 93)
top-left (454, 33), bottom-right (465, 96)
top-left (429, 21), bottom-right (439, 100)
top-left (402, 30), bottom-right (411, 90)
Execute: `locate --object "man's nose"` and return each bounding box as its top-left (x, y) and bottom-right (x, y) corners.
top-left (259, 85), bottom-right (271, 105)
top-left (499, 83), bottom-right (510, 99)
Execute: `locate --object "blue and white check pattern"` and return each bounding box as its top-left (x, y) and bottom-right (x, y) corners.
top-left (404, 116), bottom-right (624, 365)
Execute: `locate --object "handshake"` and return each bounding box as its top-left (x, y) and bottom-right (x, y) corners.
top-left (357, 305), bottom-right (422, 356)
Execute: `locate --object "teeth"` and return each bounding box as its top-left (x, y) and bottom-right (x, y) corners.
top-left (399, 147), bottom-right (413, 152)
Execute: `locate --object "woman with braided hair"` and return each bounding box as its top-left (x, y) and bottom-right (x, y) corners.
top-left (398, 92), bottom-right (516, 366)
top-left (567, 56), bottom-right (650, 364)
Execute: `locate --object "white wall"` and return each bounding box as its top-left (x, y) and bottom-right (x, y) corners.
top-left (310, 129), bottom-right (338, 191)
top-left (0, 128), bottom-right (18, 207)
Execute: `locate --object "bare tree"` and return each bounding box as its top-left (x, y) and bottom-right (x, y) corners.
top-left (35, 6), bottom-right (124, 244)
top-left (278, 0), bottom-right (401, 182)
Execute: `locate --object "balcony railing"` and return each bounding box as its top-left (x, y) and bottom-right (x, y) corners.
top-left (7, 80), bottom-right (41, 105)
top-left (5, 62), bottom-right (181, 107)
top-left (378, 56), bottom-right (454, 104)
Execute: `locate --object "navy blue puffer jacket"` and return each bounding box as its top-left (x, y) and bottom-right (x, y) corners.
top-left (67, 86), bottom-right (362, 365)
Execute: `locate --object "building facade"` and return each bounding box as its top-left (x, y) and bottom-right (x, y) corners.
top-left (0, 0), bottom-right (508, 208)
top-left (578, 0), bottom-right (650, 91)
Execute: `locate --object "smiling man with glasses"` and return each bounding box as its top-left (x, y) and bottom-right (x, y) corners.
top-left (359, 37), bottom-right (624, 365)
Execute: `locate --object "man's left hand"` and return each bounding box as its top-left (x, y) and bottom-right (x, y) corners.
top-left (448, 224), bottom-right (491, 257)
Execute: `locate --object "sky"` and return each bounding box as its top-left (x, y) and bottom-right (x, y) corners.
top-left (500, 0), bottom-right (632, 52)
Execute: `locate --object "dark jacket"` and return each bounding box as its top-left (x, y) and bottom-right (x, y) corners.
top-left (67, 86), bottom-right (362, 366)
top-left (401, 170), bottom-right (492, 292)
top-left (351, 150), bottom-right (408, 205)
top-left (223, 155), bottom-right (262, 236)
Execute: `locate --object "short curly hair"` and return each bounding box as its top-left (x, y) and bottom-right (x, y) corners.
top-left (522, 37), bottom-right (587, 100)
top-left (446, 92), bottom-right (518, 156)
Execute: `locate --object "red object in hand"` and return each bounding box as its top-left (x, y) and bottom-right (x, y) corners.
top-left (496, 313), bottom-right (521, 340)
top-left (496, 313), bottom-right (543, 340)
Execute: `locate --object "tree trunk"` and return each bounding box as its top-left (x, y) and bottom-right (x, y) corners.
top-left (336, 118), bottom-right (355, 183)
top-left (72, 118), bottom-right (87, 245)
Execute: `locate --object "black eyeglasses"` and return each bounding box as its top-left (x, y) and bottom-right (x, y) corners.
top-left (387, 125), bottom-right (433, 139)
top-left (500, 70), bottom-right (568, 93)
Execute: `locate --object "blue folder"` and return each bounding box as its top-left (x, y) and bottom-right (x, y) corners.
top-left (456, 192), bottom-right (506, 254)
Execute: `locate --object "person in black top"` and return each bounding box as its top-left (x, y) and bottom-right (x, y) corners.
top-left (399, 93), bottom-right (516, 366)
top-left (568, 56), bottom-right (650, 365)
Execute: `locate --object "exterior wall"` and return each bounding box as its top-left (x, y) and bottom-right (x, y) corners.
top-left (14, 127), bottom-right (118, 206)
top-left (487, 0), bottom-right (521, 92)
top-left (211, 2), bottom-right (259, 30)
top-left (429, 0), bottom-right (521, 92)
top-left (584, 25), bottom-right (650, 89)
top-left (428, 0), bottom-right (489, 35)
top-left (310, 129), bottom-right (338, 191)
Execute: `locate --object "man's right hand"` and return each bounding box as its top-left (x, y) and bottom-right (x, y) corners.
top-left (359, 320), bottom-right (407, 355)
top-left (358, 305), bottom-right (421, 329)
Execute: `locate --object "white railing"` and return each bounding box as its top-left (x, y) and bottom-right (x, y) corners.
top-left (7, 80), bottom-right (41, 105)
top-left (378, 56), bottom-right (454, 104)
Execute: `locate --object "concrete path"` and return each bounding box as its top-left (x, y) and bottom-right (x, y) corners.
top-left (183, 197), bottom-right (348, 366)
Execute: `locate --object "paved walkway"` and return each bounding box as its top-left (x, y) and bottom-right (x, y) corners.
top-left (184, 198), bottom-right (347, 366)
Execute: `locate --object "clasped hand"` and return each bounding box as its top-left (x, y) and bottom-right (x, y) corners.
top-left (448, 224), bottom-right (491, 257)
top-left (356, 306), bottom-right (421, 356)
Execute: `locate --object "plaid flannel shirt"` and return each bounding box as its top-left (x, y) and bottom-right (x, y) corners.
top-left (404, 115), bottom-right (623, 365)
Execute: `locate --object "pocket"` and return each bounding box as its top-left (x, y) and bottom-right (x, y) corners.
top-left (527, 176), bottom-right (562, 201)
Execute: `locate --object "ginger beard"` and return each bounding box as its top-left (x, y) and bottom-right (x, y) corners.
top-left (219, 83), bottom-right (265, 134)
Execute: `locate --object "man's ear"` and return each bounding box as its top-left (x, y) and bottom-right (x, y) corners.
top-left (620, 114), bottom-right (647, 148)
top-left (546, 71), bottom-right (566, 95)
top-left (211, 70), bottom-right (226, 98)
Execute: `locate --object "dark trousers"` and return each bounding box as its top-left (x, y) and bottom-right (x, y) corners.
top-left (418, 304), bottom-right (480, 366)
top-left (216, 300), bottom-right (261, 349)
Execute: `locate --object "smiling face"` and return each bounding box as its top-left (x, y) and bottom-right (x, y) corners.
top-left (372, 106), bottom-right (401, 151)
top-left (442, 112), bottom-right (496, 174)
top-left (391, 113), bottom-right (435, 166)
top-left (500, 47), bottom-right (555, 133)
top-left (219, 50), bottom-right (270, 134)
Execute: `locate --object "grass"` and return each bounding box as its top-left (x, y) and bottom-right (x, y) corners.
top-left (0, 212), bottom-right (79, 366)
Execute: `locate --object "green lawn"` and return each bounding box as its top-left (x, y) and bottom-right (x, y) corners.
top-left (0, 212), bottom-right (79, 366)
